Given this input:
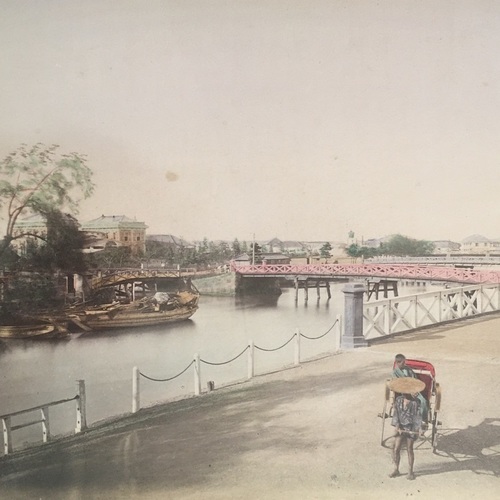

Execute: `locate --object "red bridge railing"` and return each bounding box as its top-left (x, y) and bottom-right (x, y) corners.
top-left (230, 262), bottom-right (500, 285)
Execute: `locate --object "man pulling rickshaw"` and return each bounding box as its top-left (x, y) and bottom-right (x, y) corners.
top-left (379, 353), bottom-right (443, 479)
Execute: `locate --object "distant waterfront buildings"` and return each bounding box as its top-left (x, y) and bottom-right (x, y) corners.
top-left (12, 213), bottom-right (48, 242)
top-left (12, 213), bottom-right (148, 255)
top-left (460, 234), bottom-right (500, 254)
top-left (80, 215), bottom-right (147, 254)
top-left (146, 234), bottom-right (194, 250)
top-left (11, 214), bottom-right (500, 258)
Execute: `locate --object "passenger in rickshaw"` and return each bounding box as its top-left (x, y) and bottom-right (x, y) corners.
top-left (389, 381), bottom-right (423, 481)
top-left (392, 353), bottom-right (428, 426)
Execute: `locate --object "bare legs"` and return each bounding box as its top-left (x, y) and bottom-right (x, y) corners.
top-left (389, 434), bottom-right (402, 477)
top-left (390, 434), bottom-right (415, 480)
top-left (407, 439), bottom-right (415, 480)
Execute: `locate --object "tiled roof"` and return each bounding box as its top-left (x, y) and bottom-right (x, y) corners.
top-left (147, 234), bottom-right (192, 246)
top-left (81, 215), bottom-right (147, 229)
top-left (461, 234), bottom-right (490, 243)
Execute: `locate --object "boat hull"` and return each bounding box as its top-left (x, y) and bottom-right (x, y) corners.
top-left (0, 324), bottom-right (60, 339)
top-left (79, 305), bottom-right (198, 330)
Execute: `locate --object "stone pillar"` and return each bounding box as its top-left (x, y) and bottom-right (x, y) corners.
top-left (341, 282), bottom-right (368, 349)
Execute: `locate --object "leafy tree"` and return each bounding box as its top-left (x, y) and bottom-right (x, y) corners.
top-left (0, 143), bottom-right (94, 258)
top-left (232, 238), bottom-right (242, 257)
top-left (17, 210), bottom-right (86, 273)
top-left (144, 240), bottom-right (168, 260)
top-left (251, 242), bottom-right (263, 263)
top-left (380, 235), bottom-right (435, 256)
top-left (320, 242), bottom-right (332, 259)
top-left (217, 241), bottom-right (231, 262)
top-left (86, 247), bottom-right (139, 270)
top-left (346, 243), bottom-right (362, 258)
top-left (0, 274), bottom-right (59, 323)
top-left (345, 244), bottom-right (379, 259)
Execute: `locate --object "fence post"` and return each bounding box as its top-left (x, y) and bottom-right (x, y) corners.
top-left (384, 302), bottom-right (391, 335)
top-left (410, 296), bottom-right (415, 328)
top-left (2, 417), bottom-right (12, 455)
top-left (247, 341), bottom-right (254, 379)
top-left (294, 329), bottom-right (300, 365)
top-left (75, 380), bottom-right (87, 433)
top-left (132, 366), bottom-right (140, 413)
top-left (194, 353), bottom-right (201, 396)
top-left (41, 406), bottom-right (50, 443)
top-left (336, 314), bottom-right (342, 351)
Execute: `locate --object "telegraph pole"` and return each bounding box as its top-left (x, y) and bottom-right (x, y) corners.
top-left (252, 233), bottom-right (255, 265)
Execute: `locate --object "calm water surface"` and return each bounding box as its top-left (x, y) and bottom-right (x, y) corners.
top-left (0, 282), bottom-right (430, 447)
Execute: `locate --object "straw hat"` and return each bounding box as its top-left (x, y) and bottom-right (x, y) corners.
top-left (388, 377), bottom-right (425, 394)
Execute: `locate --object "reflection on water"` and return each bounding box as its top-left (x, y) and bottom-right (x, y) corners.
top-left (0, 282), bottom-right (431, 447)
top-left (234, 294), bottom-right (280, 309)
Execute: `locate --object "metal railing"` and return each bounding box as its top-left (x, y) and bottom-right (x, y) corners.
top-left (364, 284), bottom-right (500, 339)
top-left (1, 380), bottom-right (87, 456)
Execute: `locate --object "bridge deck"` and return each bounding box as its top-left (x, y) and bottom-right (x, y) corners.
top-left (231, 263), bottom-right (500, 284)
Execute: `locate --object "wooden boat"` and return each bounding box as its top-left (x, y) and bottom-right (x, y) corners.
top-left (0, 323), bottom-right (66, 339)
top-left (67, 290), bottom-right (199, 331)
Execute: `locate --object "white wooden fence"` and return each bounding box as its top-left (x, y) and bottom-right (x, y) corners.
top-left (1, 380), bottom-right (87, 456)
top-left (364, 284), bottom-right (500, 339)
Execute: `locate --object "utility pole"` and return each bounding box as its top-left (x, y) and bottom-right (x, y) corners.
top-left (252, 233), bottom-right (255, 265)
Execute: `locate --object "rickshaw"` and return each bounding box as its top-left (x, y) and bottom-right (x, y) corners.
top-left (380, 359), bottom-right (442, 451)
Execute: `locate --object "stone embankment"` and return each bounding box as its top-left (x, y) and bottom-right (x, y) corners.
top-left (192, 272), bottom-right (236, 295)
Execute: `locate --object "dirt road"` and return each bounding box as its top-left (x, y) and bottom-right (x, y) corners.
top-left (1, 314), bottom-right (499, 499)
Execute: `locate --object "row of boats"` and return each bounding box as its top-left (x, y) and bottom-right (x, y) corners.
top-left (0, 276), bottom-right (200, 340)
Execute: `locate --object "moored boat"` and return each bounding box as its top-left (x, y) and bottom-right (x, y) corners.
top-left (0, 323), bottom-right (66, 339)
top-left (67, 289), bottom-right (199, 332)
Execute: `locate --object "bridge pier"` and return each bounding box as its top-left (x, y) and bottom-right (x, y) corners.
top-left (366, 279), bottom-right (399, 300)
top-left (294, 277), bottom-right (332, 302)
top-left (341, 282), bottom-right (368, 349)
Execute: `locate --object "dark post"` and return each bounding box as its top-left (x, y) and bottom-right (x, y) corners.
top-left (341, 282), bottom-right (368, 349)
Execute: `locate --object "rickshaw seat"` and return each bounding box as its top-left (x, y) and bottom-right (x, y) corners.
top-left (394, 358), bottom-right (436, 401)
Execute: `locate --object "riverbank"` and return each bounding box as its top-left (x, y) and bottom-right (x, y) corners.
top-left (1, 313), bottom-right (499, 499)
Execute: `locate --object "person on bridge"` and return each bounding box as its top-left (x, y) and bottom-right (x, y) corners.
top-left (392, 353), bottom-right (428, 426)
top-left (388, 377), bottom-right (425, 480)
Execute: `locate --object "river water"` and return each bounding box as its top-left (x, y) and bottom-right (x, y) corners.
top-left (0, 281), bottom-right (430, 449)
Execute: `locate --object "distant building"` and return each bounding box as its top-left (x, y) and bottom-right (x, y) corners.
top-left (232, 253), bottom-right (251, 265)
top-left (261, 252), bottom-right (291, 264)
top-left (363, 238), bottom-right (383, 249)
top-left (432, 240), bottom-right (461, 254)
top-left (233, 252), bottom-right (291, 265)
top-left (460, 234), bottom-right (500, 254)
top-left (12, 213), bottom-right (79, 253)
top-left (80, 215), bottom-right (147, 254)
top-left (12, 213), bottom-right (48, 241)
top-left (266, 238), bottom-right (307, 255)
top-left (147, 234), bottom-right (194, 249)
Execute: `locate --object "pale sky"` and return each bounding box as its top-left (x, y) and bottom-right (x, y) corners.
top-left (1, 0), bottom-right (500, 243)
